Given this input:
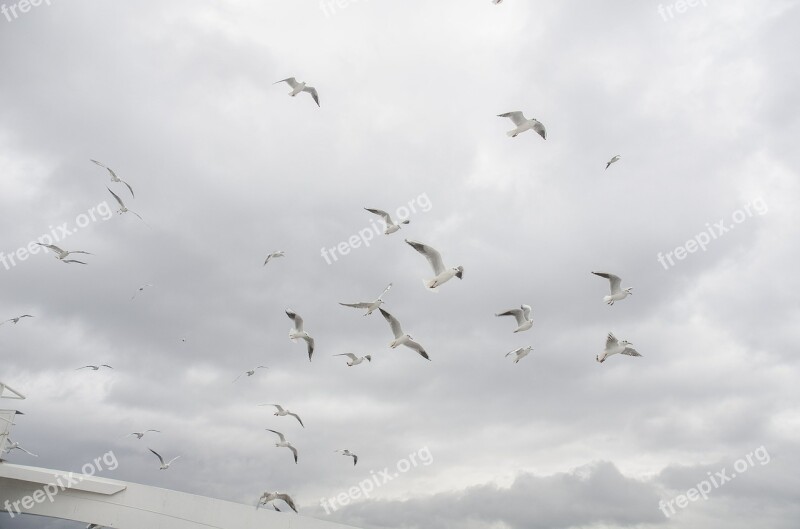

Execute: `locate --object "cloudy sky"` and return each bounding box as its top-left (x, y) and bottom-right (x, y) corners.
top-left (1, 1), bottom-right (799, 528)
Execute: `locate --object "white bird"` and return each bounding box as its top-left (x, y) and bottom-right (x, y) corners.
top-left (91, 159), bottom-right (135, 197)
top-left (605, 155), bottom-right (621, 170)
top-left (339, 283), bottom-right (392, 315)
top-left (76, 365), bottom-right (113, 371)
top-left (597, 333), bottom-right (642, 363)
top-left (233, 366), bottom-right (268, 382)
top-left (498, 111), bottom-right (546, 139)
top-left (335, 449), bottom-right (358, 466)
top-left (505, 346), bottom-right (533, 364)
top-left (259, 404), bottom-right (304, 428)
top-left (334, 353), bottom-right (372, 366)
top-left (265, 429), bottom-right (298, 463)
top-left (263, 250), bottom-right (285, 266)
top-left (495, 305), bottom-right (533, 333)
top-left (364, 208), bottom-right (410, 234)
top-left (1, 315), bottom-right (34, 326)
top-left (4, 440), bottom-right (37, 457)
top-left (148, 448), bottom-right (180, 470)
top-left (126, 430), bottom-right (160, 439)
top-left (591, 271), bottom-right (633, 305)
top-left (130, 283), bottom-right (153, 300)
top-left (257, 492), bottom-right (297, 512)
top-left (35, 243), bottom-right (92, 264)
top-left (274, 77), bottom-right (320, 107)
top-left (107, 187), bottom-right (146, 224)
top-left (405, 239), bottom-right (463, 291)
top-left (378, 308), bottom-right (430, 360)
top-left (286, 309), bottom-right (315, 361)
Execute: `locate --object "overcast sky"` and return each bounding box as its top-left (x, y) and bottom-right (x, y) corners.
top-left (1, 1), bottom-right (799, 528)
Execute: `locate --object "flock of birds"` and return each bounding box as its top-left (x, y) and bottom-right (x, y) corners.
top-left (0, 4), bottom-right (643, 521)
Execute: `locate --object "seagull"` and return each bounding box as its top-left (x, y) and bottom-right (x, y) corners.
top-left (495, 305), bottom-right (533, 333)
top-left (498, 111), bottom-right (547, 139)
top-left (233, 366), bottom-right (268, 382)
top-left (4, 440), bottom-right (37, 457)
top-left (286, 309), bottom-right (315, 361)
top-left (107, 187), bottom-right (146, 223)
top-left (90, 159), bottom-right (135, 197)
top-left (76, 365), bottom-right (113, 371)
top-left (334, 353), bottom-right (372, 366)
top-left (257, 492), bottom-right (298, 513)
top-left (364, 208), bottom-right (410, 234)
top-left (263, 251), bottom-right (285, 266)
top-left (591, 272), bottom-right (633, 305)
top-left (605, 155), bottom-right (621, 170)
top-left (265, 429), bottom-right (298, 463)
top-left (405, 239), bottom-right (463, 291)
top-left (87, 524), bottom-right (104, 529)
top-left (130, 284), bottom-right (153, 300)
top-left (35, 243), bottom-right (91, 264)
top-left (597, 333), bottom-right (642, 363)
top-left (259, 404), bottom-right (304, 428)
top-left (339, 283), bottom-right (392, 315)
top-left (148, 448), bottom-right (180, 470)
top-left (335, 449), bottom-right (358, 466)
top-left (1, 315), bottom-right (34, 326)
top-left (274, 77), bottom-right (320, 107)
top-left (126, 430), bottom-right (161, 439)
top-left (506, 346), bottom-right (533, 364)
top-left (378, 308), bottom-right (430, 360)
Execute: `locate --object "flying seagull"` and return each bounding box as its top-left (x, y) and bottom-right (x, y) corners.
top-left (265, 429), bottom-right (298, 463)
top-left (378, 308), bottom-right (430, 360)
top-left (506, 346), bottom-right (533, 364)
top-left (35, 243), bottom-right (91, 264)
top-left (233, 366), bottom-right (268, 382)
top-left (597, 333), bottom-right (642, 363)
top-left (339, 283), bottom-right (392, 315)
top-left (495, 305), bottom-right (533, 333)
top-left (107, 187), bottom-right (146, 224)
top-left (148, 448), bottom-right (180, 470)
top-left (263, 250), bottom-right (285, 266)
top-left (259, 404), bottom-right (304, 428)
top-left (274, 77), bottom-right (320, 107)
top-left (591, 271), bottom-right (633, 305)
top-left (257, 492), bottom-right (298, 513)
top-left (605, 155), bottom-right (621, 170)
top-left (76, 365), bottom-right (113, 371)
top-left (364, 208), bottom-right (409, 234)
top-left (130, 284), bottom-right (153, 300)
top-left (126, 430), bottom-right (160, 440)
top-left (286, 309), bottom-right (315, 361)
top-left (90, 159), bottom-right (134, 197)
top-left (405, 239), bottom-right (463, 291)
top-left (334, 353), bottom-right (372, 366)
top-left (335, 449), bottom-right (358, 466)
top-left (498, 111), bottom-right (546, 139)
top-left (1, 315), bottom-right (34, 326)
top-left (4, 440), bottom-right (37, 457)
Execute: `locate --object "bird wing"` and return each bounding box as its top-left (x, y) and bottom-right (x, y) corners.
top-left (353, 454), bottom-right (358, 465)
top-left (107, 187), bottom-right (125, 208)
top-left (505, 347), bottom-right (522, 357)
top-left (62, 259), bottom-right (88, 265)
top-left (121, 180), bottom-right (135, 198)
top-left (521, 305), bottom-right (532, 320)
top-left (364, 208), bottom-right (392, 224)
top-left (498, 111), bottom-right (526, 126)
top-left (404, 339), bottom-right (430, 360)
top-left (76, 366), bottom-right (96, 370)
top-left (605, 333), bottom-right (619, 349)
top-left (495, 308), bottom-right (525, 326)
top-left (275, 77), bottom-right (298, 88)
top-left (378, 283), bottom-right (393, 299)
top-left (335, 353), bottom-right (359, 361)
top-left (166, 456), bottom-right (181, 465)
top-left (148, 448), bottom-right (165, 465)
top-left (304, 86), bottom-right (320, 107)
top-left (531, 119), bottom-right (547, 139)
top-left (621, 347), bottom-right (642, 357)
top-left (285, 309), bottom-right (304, 331)
top-left (379, 308), bottom-right (403, 338)
top-left (288, 412), bottom-right (304, 428)
top-left (592, 271), bottom-right (622, 293)
top-left (304, 336), bottom-right (315, 361)
top-left (266, 429), bottom-right (287, 442)
top-left (37, 243), bottom-right (63, 253)
top-left (271, 404), bottom-right (285, 412)
top-left (288, 444), bottom-right (298, 463)
top-left (405, 239), bottom-right (445, 275)
top-left (101, 365), bottom-right (113, 369)
top-left (276, 494), bottom-right (298, 513)
top-left (339, 302), bottom-right (372, 309)
top-left (146, 429), bottom-right (160, 433)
